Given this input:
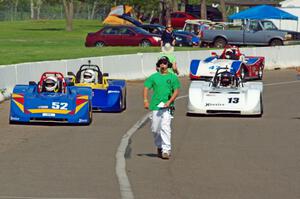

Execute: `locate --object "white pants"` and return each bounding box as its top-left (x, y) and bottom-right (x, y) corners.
top-left (150, 109), bottom-right (172, 153)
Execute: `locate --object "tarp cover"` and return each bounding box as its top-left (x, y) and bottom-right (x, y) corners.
top-left (103, 5), bottom-right (134, 25)
top-left (229, 4), bottom-right (298, 20)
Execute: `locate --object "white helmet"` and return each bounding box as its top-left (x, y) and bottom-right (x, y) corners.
top-left (225, 49), bottom-right (233, 59)
top-left (83, 69), bottom-right (95, 83)
top-left (44, 76), bottom-right (58, 92)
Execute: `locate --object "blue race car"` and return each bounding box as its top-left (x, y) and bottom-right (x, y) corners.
top-left (67, 61), bottom-right (126, 112)
top-left (10, 72), bottom-right (93, 125)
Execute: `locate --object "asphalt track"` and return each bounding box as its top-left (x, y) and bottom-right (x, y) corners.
top-left (0, 69), bottom-right (300, 199)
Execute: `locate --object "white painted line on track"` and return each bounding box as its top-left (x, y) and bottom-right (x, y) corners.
top-left (115, 79), bottom-right (300, 199)
top-left (264, 80), bottom-right (300, 86)
top-left (116, 113), bottom-right (150, 199)
top-left (115, 95), bottom-right (187, 199)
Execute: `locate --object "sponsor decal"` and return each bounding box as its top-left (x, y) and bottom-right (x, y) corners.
top-left (42, 113), bottom-right (55, 117)
top-left (205, 103), bottom-right (225, 107)
top-left (10, 116), bottom-right (20, 121)
top-left (206, 94), bottom-right (215, 96)
top-left (208, 65), bottom-right (220, 70)
top-left (38, 106), bottom-right (48, 109)
top-left (79, 119), bottom-right (88, 123)
top-left (108, 90), bottom-right (120, 94)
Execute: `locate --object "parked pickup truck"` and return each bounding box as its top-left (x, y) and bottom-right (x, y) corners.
top-left (200, 20), bottom-right (299, 48)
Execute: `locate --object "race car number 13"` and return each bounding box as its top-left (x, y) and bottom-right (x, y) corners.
top-left (228, 97), bottom-right (239, 103)
top-left (52, 102), bottom-right (68, 110)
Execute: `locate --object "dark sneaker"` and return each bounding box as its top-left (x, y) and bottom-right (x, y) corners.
top-left (157, 148), bottom-right (162, 158)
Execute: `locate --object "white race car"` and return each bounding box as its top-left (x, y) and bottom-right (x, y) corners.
top-left (187, 68), bottom-right (263, 116)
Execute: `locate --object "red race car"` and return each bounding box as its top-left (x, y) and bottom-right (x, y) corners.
top-left (190, 45), bottom-right (265, 80)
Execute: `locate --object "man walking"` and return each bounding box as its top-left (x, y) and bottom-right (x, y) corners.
top-left (143, 58), bottom-right (181, 159)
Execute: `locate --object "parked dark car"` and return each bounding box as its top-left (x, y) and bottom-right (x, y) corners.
top-left (118, 14), bottom-right (199, 46)
top-left (85, 25), bottom-right (161, 47)
top-left (185, 4), bottom-right (223, 22)
top-left (149, 11), bottom-right (198, 28)
top-left (170, 11), bottom-right (198, 28)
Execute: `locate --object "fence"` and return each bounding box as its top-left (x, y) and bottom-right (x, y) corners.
top-left (0, 45), bottom-right (300, 101)
top-left (0, 2), bottom-right (110, 21)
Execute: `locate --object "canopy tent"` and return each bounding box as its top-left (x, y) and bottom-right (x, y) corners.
top-left (103, 5), bottom-right (134, 25)
top-left (280, 0), bottom-right (300, 7)
top-left (278, 0), bottom-right (300, 31)
top-left (228, 5), bottom-right (298, 20)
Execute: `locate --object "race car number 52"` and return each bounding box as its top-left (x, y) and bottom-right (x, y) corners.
top-left (52, 102), bottom-right (68, 110)
top-left (228, 97), bottom-right (239, 103)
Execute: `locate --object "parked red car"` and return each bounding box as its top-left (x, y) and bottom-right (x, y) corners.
top-left (170, 12), bottom-right (198, 28)
top-left (85, 25), bottom-right (161, 47)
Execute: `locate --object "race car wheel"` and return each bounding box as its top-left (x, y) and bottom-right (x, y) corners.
top-left (140, 40), bottom-right (151, 47)
top-left (118, 89), bottom-right (127, 112)
top-left (259, 95), bottom-right (263, 117)
top-left (258, 66), bottom-right (263, 80)
top-left (88, 102), bottom-right (93, 124)
top-left (213, 37), bottom-right (226, 48)
top-left (95, 41), bottom-right (105, 47)
top-left (123, 88), bottom-right (127, 111)
top-left (240, 66), bottom-right (247, 80)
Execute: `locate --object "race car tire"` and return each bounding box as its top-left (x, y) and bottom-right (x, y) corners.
top-left (9, 120), bottom-right (16, 125)
top-left (213, 37), bottom-right (226, 48)
top-left (95, 41), bottom-right (105, 47)
top-left (258, 66), bottom-right (263, 80)
top-left (257, 95), bottom-right (263, 117)
top-left (240, 66), bottom-right (248, 80)
top-left (260, 95), bottom-right (263, 116)
top-left (140, 40), bottom-right (151, 47)
top-left (119, 93), bottom-right (126, 112)
top-left (88, 102), bottom-right (93, 125)
top-left (123, 88), bottom-right (127, 111)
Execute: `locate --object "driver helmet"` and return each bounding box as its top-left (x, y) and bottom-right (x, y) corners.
top-left (44, 76), bottom-right (58, 92)
top-left (220, 72), bottom-right (233, 87)
top-left (225, 49), bottom-right (234, 59)
top-left (83, 69), bottom-right (96, 83)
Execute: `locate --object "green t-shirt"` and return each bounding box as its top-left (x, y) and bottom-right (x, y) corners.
top-left (144, 72), bottom-right (181, 110)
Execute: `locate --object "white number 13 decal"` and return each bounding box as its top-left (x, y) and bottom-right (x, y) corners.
top-left (52, 102), bottom-right (68, 110)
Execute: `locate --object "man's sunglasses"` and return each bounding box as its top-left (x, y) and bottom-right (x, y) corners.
top-left (158, 60), bottom-right (168, 65)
